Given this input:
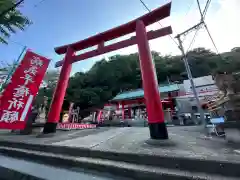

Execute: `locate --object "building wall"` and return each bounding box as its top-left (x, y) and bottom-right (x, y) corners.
top-left (183, 75), bottom-right (218, 94)
top-left (176, 75), bottom-right (219, 115)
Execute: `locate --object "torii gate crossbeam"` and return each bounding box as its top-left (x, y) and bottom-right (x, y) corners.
top-left (55, 26), bottom-right (172, 67)
top-left (43, 2), bottom-right (172, 140)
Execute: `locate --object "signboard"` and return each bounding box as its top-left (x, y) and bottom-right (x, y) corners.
top-left (57, 123), bottom-right (97, 130)
top-left (0, 51), bottom-right (50, 130)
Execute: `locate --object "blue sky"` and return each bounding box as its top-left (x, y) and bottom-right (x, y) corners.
top-left (0, 0), bottom-right (239, 74)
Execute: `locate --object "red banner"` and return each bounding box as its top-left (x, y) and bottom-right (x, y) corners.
top-left (0, 50), bottom-right (50, 130)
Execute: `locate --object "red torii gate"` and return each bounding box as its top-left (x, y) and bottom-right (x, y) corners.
top-left (43, 2), bottom-right (172, 139)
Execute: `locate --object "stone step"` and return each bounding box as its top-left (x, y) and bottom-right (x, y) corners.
top-left (0, 164), bottom-right (43, 180)
top-left (0, 140), bottom-right (239, 179)
top-left (0, 154), bottom-right (122, 180)
top-left (0, 146), bottom-right (237, 180)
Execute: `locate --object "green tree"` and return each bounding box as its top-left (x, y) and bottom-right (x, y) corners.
top-left (36, 47), bottom-right (240, 118)
top-left (0, 0), bottom-right (31, 44)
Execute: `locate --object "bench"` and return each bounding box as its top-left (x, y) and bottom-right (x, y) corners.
top-left (206, 117), bottom-right (225, 137)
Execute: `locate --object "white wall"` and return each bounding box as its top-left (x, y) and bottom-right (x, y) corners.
top-left (183, 75), bottom-right (218, 95)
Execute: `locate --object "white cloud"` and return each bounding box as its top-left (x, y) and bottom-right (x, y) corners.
top-left (70, 0), bottom-right (240, 74)
top-left (158, 0), bottom-right (240, 54)
top-left (204, 0), bottom-right (240, 52)
top-left (109, 0), bottom-right (240, 57)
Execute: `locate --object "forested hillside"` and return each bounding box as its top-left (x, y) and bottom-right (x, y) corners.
top-left (38, 47), bottom-right (240, 118)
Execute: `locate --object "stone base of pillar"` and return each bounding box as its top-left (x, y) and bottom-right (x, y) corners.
top-left (43, 122), bottom-right (57, 134)
top-left (148, 122), bottom-right (168, 139)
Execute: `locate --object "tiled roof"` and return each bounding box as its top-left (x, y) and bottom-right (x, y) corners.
top-left (112, 84), bottom-right (179, 101)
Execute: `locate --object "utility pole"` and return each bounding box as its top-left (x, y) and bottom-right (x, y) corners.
top-left (173, 0), bottom-right (213, 128)
top-left (175, 23), bottom-right (206, 126)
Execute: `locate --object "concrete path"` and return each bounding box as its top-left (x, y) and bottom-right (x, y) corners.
top-left (53, 127), bottom-right (130, 148)
top-left (0, 126), bottom-right (240, 162)
top-left (0, 127), bottom-right (111, 144)
top-left (47, 126), bottom-right (240, 162)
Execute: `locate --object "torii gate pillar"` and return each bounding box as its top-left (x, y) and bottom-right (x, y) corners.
top-left (43, 2), bottom-right (172, 138)
top-left (136, 20), bottom-right (168, 139)
top-left (43, 47), bottom-right (74, 133)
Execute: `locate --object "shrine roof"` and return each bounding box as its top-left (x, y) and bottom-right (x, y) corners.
top-left (111, 84), bottom-right (179, 102)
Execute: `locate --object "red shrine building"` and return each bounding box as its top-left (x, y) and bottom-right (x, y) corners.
top-left (95, 84), bottom-right (180, 125)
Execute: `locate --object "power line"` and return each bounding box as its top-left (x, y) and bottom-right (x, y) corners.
top-left (0, 0), bottom-right (24, 18)
top-left (4, 0), bottom-right (49, 47)
top-left (174, 0), bottom-right (214, 127)
top-left (203, 23), bottom-right (221, 57)
top-left (138, 0), bottom-right (179, 47)
top-left (14, 0), bottom-right (49, 33)
top-left (2, 0), bottom-right (54, 61)
top-left (186, 27), bottom-right (201, 52)
top-left (1, 0), bottom-right (57, 74)
top-left (202, 0), bottom-right (211, 17)
top-left (197, 0), bottom-right (222, 57)
top-left (184, 0), bottom-right (195, 17)
top-left (196, 0), bottom-right (211, 20)
top-left (187, 0), bottom-right (222, 60)
top-left (186, 0), bottom-right (211, 52)
top-left (0, 0), bottom-right (25, 55)
top-left (0, 60), bottom-right (7, 68)
top-left (182, 0), bottom-right (195, 42)
top-left (33, 0), bottom-right (48, 8)
top-left (9, 39), bottom-right (26, 48)
top-left (139, 0), bottom-right (151, 11)
top-left (196, 0), bottom-right (203, 19)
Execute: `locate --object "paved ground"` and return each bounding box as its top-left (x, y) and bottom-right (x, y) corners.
top-left (1, 126), bottom-right (240, 162)
top-left (0, 127), bottom-right (110, 144)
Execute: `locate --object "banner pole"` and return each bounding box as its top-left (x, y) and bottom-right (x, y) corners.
top-left (0, 46), bottom-right (27, 92)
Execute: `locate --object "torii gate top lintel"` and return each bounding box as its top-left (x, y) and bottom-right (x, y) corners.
top-left (54, 2), bottom-right (171, 56)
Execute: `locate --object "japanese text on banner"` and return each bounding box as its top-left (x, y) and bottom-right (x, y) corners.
top-left (0, 51), bottom-right (50, 129)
